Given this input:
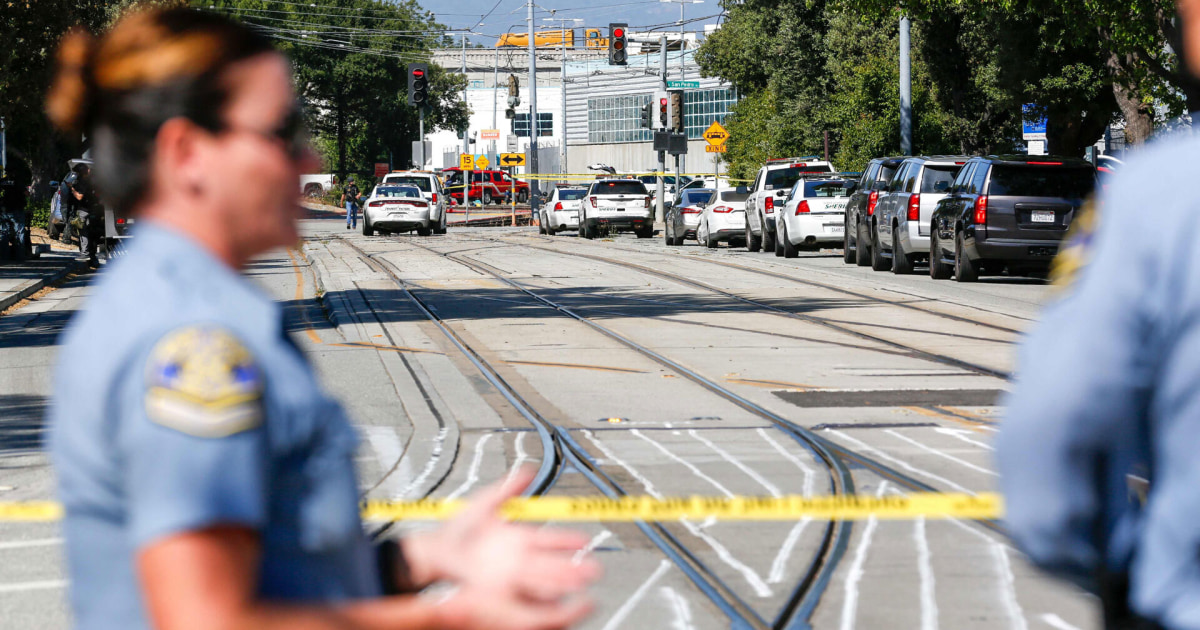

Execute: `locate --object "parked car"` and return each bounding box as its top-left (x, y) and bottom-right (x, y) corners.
top-left (744, 158), bottom-right (835, 252)
top-left (580, 179), bottom-right (653, 239)
top-left (868, 156), bottom-right (967, 273)
top-left (362, 184), bottom-right (434, 236)
top-left (775, 178), bottom-right (854, 258)
top-left (639, 174), bottom-right (691, 206)
top-left (540, 186), bottom-right (587, 235)
top-left (300, 173), bottom-right (337, 197)
top-left (381, 171), bottom-right (447, 234)
top-left (697, 188), bottom-right (751, 248)
top-left (442, 168), bottom-right (529, 205)
top-left (929, 155), bottom-right (1096, 282)
top-left (844, 156), bottom-right (904, 266)
top-left (664, 188), bottom-right (715, 246)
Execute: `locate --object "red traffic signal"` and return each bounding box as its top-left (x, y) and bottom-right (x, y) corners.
top-left (613, 27), bottom-right (625, 38)
top-left (412, 69), bottom-right (425, 78)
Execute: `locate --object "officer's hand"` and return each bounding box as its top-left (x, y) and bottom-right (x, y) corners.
top-left (406, 468), bottom-right (601, 604)
top-left (436, 584), bottom-right (593, 630)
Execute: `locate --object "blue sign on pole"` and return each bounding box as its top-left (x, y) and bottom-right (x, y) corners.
top-left (1022, 104), bottom-right (1047, 139)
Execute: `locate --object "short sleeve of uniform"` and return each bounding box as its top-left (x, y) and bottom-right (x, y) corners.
top-left (118, 325), bottom-right (269, 547)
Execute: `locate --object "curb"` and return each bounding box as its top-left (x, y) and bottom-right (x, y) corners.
top-left (0, 257), bottom-right (84, 313)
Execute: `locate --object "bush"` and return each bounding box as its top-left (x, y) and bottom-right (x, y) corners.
top-left (28, 199), bottom-right (51, 229)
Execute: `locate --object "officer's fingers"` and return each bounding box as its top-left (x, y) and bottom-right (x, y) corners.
top-left (457, 468), bottom-right (535, 526)
top-left (527, 527), bottom-right (592, 553)
top-left (518, 596), bottom-right (595, 630)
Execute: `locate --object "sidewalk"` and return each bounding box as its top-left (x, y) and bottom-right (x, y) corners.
top-left (0, 252), bottom-right (82, 313)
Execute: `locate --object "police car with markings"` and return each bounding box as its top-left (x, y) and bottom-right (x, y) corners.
top-left (744, 157), bottom-right (835, 252)
top-left (381, 171), bottom-right (446, 234)
top-left (579, 179), bottom-right (654, 239)
top-left (362, 185), bottom-right (434, 236)
top-left (540, 186), bottom-right (587, 235)
top-left (775, 178), bottom-right (854, 257)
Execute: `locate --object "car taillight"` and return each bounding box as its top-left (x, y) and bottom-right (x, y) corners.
top-left (796, 200), bottom-right (810, 215)
top-left (408, 201), bottom-right (428, 208)
top-left (868, 190), bottom-right (879, 215)
top-left (713, 205), bottom-right (732, 213)
top-left (681, 207), bottom-right (701, 214)
top-left (974, 195), bottom-right (988, 224)
top-left (590, 197), bottom-right (597, 208)
top-left (369, 201), bottom-right (386, 207)
top-left (554, 202), bottom-right (563, 211)
top-left (907, 193), bottom-right (920, 221)
top-left (116, 218), bottom-right (126, 225)
top-left (431, 193), bottom-right (438, 203)
top-left (765, 197), bottom-right (774, 213)
top-left (644, 197), bottom-right (651, 208)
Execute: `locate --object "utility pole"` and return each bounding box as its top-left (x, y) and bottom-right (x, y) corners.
top-left (657, 34), bottom-right (667, 223)
top-left (899, 16), bottom-right (912, 156)
top-left (491, 48), bottom-right (499, 166)
top-left (0, 118), bottom-right (6, 179)
top-left (527, 0), bottom-right (540, 212)
top-left (543, 17), bottom-right (581, 178)
top-left (461, 34), bottom-right (469, 157)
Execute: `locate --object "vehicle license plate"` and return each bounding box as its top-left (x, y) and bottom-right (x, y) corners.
top-left (825, 223), bottom-right (843, 233)
top-left (1031, 210), bottom-right (1055, 223)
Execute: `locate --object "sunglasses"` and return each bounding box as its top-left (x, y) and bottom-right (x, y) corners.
top-left (225, 102), bottom-right (310, 160)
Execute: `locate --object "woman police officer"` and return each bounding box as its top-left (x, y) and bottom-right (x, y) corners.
top-left (45, 8), bottom-right (597, 630)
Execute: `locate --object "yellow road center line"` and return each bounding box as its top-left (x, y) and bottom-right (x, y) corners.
top-left (0, 493), bottom-right (1002, 523)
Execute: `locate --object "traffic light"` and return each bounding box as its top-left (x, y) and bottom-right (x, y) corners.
top-left (506, 74), bottom-right (520, 119)
top-left (608, 23), bottom-right (627, 65)
top-left (640, 101), bottom-right (653, 129)
top-left (668, 90), bottom-right (684, 133)
top-left (657, 92), bottom-right (668, 127)
top-left (407, 63), bottom-right (429, 107)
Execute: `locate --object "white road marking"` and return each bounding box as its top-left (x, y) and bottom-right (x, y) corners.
top-left (583, 431), bottom-right (772, 598)
top-left (884, 429), bottom-right (997, 476)
top-left (574, 529), bottom-right (613, 565)
top-left (933, 427), bottom-right (995, 451)
top-left (758, 428), bottom-right (817, 584)
top-left (659, 586), bottom-right (696, 630)
top-left (992, 543), bottom-right (1029, 630)
top-left (0, 538), bottom-right (61, 551)
top-left (915, 517), bottom-right (939, 630)
top-left (829, 430), bottom-right (974, 494)
top-left (505, 432), bottom-right (529, 482)
top-left (446, 433), bottom-right (494, 500)
top-left (397, 427), bottom-right (448, 499)
top-left (0, 580), bottom-right (67, 594)
top-left (839, 481), bottom-right (890, 630)
top-left (688, 429), bottom-right (782, 497)
top-left (601, 559), bottom-right (672, 630)
top-left (631, 429), bottom-right (735, 498)
top-left (1038, 613), bottom-right (1080, 630)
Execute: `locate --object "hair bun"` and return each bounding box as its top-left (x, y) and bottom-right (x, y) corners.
top-left (46, 28), bottom-right (96, 134)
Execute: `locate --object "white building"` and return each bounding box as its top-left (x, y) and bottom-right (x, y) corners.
top-left (427, 35), bottom-right (737, 181)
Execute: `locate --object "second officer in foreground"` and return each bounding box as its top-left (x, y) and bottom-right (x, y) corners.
top-left (46, 7), bottom-right (597, 629)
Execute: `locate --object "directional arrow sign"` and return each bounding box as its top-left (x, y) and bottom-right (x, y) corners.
top-left (703, 121), bottom-right (729, 147)
top-left (500, 153), bottom-right (526, 167)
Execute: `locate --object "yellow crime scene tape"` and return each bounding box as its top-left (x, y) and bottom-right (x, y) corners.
top-left (0, 493), bottom-right (1002, 523)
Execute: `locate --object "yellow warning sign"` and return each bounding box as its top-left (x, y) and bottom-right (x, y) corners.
top-left (1, 493), bottom-right (1003, 522)
top-left (703, 121), bottom-right (729, 147)
top-left (500, 153), bottom-right (527, 167)
top-left (476, 154), bottom-right (491, 169)
top-left (459, 154), bottom-right (475, 170)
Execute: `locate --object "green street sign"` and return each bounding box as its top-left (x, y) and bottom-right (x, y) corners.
top-left (667, 81), bottom-right (700, 89)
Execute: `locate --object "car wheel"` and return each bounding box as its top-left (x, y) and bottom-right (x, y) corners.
top-left (636, 225), bottom-right (653, 239)
top-left (745, 221), bottom-right (761, 252)
top-left (538, 212), bottom-right (547, 234)
top-left (518, 190), bottom-right (529, 204)
top-left (871, 224), bottom-right (890, 271)
top-left (892, 229), bottom-right (914, 274)
top-left (362, 218), bottom-right (375, 237)
top-left (762, 217), bottom-right (776, 252)
top-left (582, 221), bottom-right (596, 240)
top-left (855, 221), bottom-right (871, 266)
top-left (666, 221), bottom-right (680, 246)
top-left (704, 224), bottom-right (719, 249)
top-left (782, 222), bottom-right (799, 258)
top-left (843, 220), bottom-right (855, 264)
top-left (417, 226), bottom-right (433, 237)
top-left (954, 231), bottom-right (978, 282)
top-left (929, 232), bottom-right (953, 279)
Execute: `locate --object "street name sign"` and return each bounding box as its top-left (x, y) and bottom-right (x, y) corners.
top-left (667, 81), bottom-right (700, 89)
top-left (500, 153), bottom-right (526, 167)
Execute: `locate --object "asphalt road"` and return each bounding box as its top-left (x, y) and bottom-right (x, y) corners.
top-left (0, 213), bottom-right (1097, 629)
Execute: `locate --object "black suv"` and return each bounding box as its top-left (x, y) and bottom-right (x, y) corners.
top-left (844, 156), bottom-right (904, 265)
top-left (929, 155), bottom-right (1095, 282)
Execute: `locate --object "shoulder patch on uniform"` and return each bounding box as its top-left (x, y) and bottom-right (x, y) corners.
top-left (144, 326), bottom-right (264, 438)
top-left (1049, 196), bottom-right (1099, 295)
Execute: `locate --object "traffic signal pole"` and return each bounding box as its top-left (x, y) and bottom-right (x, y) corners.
top-left (657, 34), bottom-right (667, 223)
top-left (900, 16), bottom-right (912, 156)
top-left (527, 0), bottom-right (540, 213)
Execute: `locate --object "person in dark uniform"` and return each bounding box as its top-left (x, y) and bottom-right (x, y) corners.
top-left (342, 175), bottom-right (361, 229)
top-left (45, 9), bottom-right (597, 630)
top-left (68, 163), bottom-right (103, 268)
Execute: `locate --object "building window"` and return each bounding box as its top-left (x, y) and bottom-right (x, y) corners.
top-left (587, 94), bottom-right (653, 144)
top-left (683, 88), bottom-right (738, 140)
top-left (513, 113), bottom-right (553, 137)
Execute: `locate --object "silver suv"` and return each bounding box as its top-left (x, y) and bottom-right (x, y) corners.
top-left (744, 158), bottom-right (834, 252)
top-left (868, 156), bottom-right (967, 274)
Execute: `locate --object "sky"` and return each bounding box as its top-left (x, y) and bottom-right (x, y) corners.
top-left (415, 0), bottom-right (724, 47)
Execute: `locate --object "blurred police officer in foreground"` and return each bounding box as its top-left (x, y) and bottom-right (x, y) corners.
top-left (45, 8), bottom-right (597, 630)
top-left (999, 1), bottom-right (1200, 627)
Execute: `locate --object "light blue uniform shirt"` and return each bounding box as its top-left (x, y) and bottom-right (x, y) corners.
top-left (997, 133), bottom-right (1200, 627)
top-left (50, 225), bottom-right (379, 629)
